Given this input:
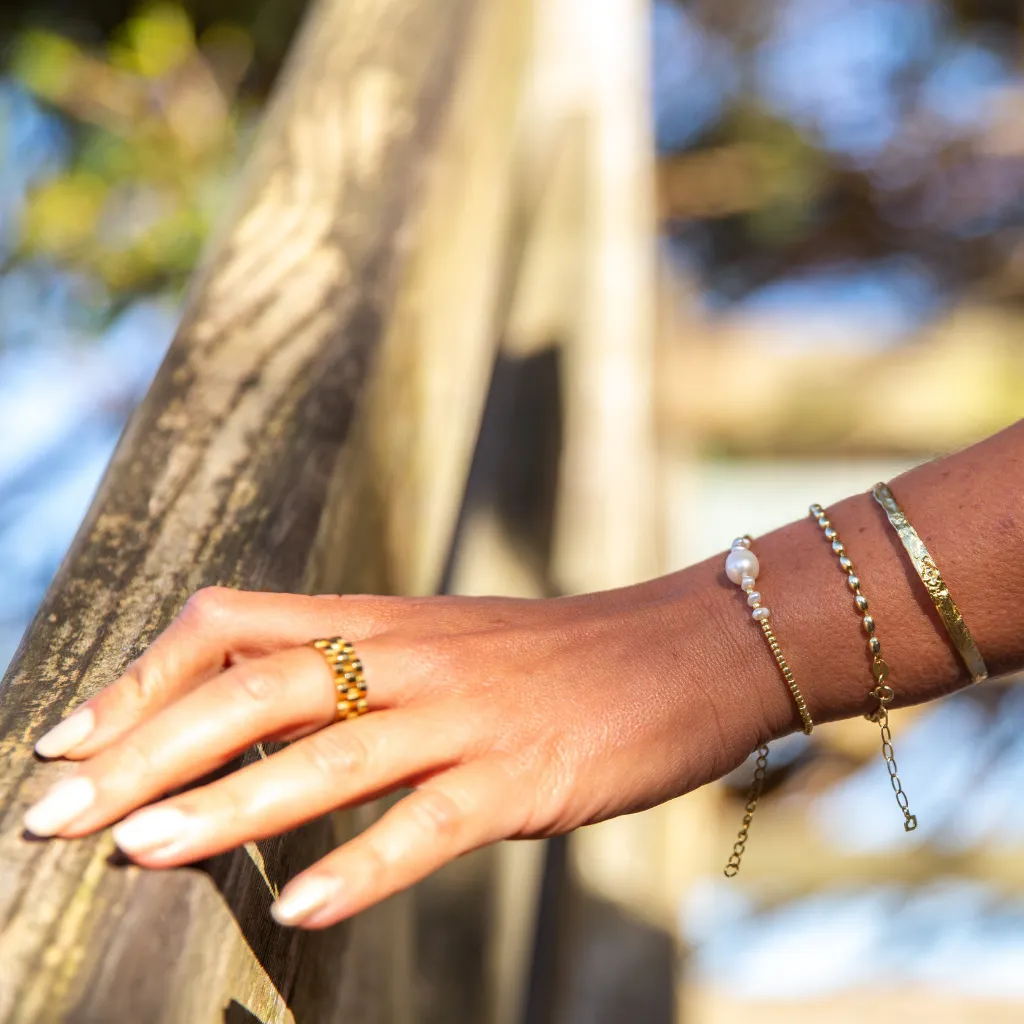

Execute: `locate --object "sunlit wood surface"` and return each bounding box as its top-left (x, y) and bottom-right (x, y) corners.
top-left (0, 0), bottom-right (531, 1018)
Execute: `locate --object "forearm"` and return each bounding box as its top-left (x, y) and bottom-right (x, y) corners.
top-left (657, 418), bottom-right (1024, 750)
top-left (22, 421), bottom-right (1024, 924)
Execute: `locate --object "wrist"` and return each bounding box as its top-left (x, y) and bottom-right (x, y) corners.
top-left (645, 556), bottom-right (804, 769)
top-left (650, 490), bottom-right (971, 759)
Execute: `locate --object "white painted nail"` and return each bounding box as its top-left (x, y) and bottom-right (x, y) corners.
top-left (112, 807), bottom-right (191, 855)
top-left (270, 875), bottom-right (342, 926)
top-left (35, 709), bottom-right (96, 759)
top-left (23, 776), bottom-right (96, 837)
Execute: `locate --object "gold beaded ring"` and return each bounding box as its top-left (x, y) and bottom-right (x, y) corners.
top-left (309, 637), bottom-right (369, 721)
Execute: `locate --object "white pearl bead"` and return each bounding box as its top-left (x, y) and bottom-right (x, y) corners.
top-left (741, 576), bottom-right (757, 591)
top-left (746, 591), bottom-right (761, 607)
top-left (732, 536), bottom-right (752, 550)
top-left (726, 548), bottom-right (759, 585)
top-left (752, 607), bottom-right (771, 621)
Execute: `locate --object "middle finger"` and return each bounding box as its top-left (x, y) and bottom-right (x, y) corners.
top-left (25, 644), bottom-right (389, 838)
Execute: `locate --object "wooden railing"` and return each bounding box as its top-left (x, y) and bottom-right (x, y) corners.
top-left (0, 0), bottom-right (665, 1019)
top-left (0, 0), bottom-right (532, 1018)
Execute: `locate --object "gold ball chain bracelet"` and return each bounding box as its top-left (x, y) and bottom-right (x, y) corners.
top-left (810, 503), bottom-right (918, 833)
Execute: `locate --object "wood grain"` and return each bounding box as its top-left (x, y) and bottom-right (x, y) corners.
top-left (0, 0), bottom-right (530, 1019)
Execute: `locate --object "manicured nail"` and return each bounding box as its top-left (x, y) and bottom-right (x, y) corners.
top-left (112, 807), bottom-right (191, 855)
top-left (35, 709), bottom-right (95, 759)
top-left (270, 875), bottom-right (342, 927)
top-left (23, 776), bottom-right (96, 837)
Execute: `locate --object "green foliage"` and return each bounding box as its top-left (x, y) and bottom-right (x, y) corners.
top-left (10, 2), bottom-right (256, 295)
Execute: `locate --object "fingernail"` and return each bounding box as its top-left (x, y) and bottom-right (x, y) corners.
top-left (270, 875), bottom-right (342, 927)
top-left (23, 776), bottom-right (96, 837)
top-left (35, 709), bottom-right (95, 759)
top-left (112, 807), bottom-right (191, 855)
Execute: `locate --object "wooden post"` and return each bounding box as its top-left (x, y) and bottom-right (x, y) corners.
top-left (0, 0), bottom-right (530, 1019)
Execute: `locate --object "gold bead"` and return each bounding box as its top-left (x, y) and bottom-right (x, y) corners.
top-left (869, 636), bottom-right (882, 655)
top-left (855, 594), bottom-right (869, 612)
top-left (839, 556), bottom-right (854, 572)
top-left (832, 539), bottom-right (845, 555)
top-left (346, 687), bottom-right (361, 702)
top-left (847, 575), bottom-right (860, 591)
top-left (862, 615), bottom-right (876, 634)
top-left (337, 700), bottom-right (351, 716)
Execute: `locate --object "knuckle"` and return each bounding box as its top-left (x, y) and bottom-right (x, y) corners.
top-left (212, 780), bottom-right (248, 824)
top-left (507, 740), bottom-right (574, 832)
top-left (301, 728), bottom-right (369, 779)
top-left (321, 593), bottom-right (409, 635)
top-left (409, 788), bottom-right (464, 844)
top-left (359, 834), bottom-right (392, 876)
top-left (119, 657), bottom-right (163, 707)
top-left (229, 662), bottom-right (278, 706)
top-left (114, 735), bottom-right (154, 782)
top-left (181, 586), bottom-right (234, 629)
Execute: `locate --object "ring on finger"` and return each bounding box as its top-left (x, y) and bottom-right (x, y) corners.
top-left (309, 637), bottom-right (369, 720)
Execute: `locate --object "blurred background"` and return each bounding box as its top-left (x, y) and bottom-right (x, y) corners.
top-left (2, 0), bottom-right (1022, 1020)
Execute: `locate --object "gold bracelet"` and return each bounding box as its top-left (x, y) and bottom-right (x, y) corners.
top-left (722, 535), bottom-right (814, 878)
top-left (810, 504), bottom-right (918, 832)
top-left (872, 482), bottom-right (988, 684)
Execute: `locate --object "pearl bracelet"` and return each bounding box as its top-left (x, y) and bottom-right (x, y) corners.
top-left (722, 536), bottom-right (813, 878)
top-left (725, 536), bottom-right (814, 735)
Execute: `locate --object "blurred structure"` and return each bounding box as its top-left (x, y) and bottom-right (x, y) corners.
top-left (1, 0), bottom-right (1023, 1021)
top-left (630, 3), bottom-right (1024, 1021)
top-left (0, 0), bottom-right (303, 668)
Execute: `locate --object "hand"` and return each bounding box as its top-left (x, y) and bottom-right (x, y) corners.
top-left (25, 582), bottom-right (753, 928)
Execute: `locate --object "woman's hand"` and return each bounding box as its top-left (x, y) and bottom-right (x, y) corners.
top-left (24, 582), bottom-right (755, 929)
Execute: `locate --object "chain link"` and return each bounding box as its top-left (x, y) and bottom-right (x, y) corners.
top-left (868, 666), bottom-right (918, 831)
top-left (723, 744), bottom-right (769, 877)
top-left (811, 503), bottom-right (919, 833)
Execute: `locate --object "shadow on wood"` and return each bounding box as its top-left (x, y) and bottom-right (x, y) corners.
top-left (524, 838), bottom-right (676, 1024)
top-left (224, 999), bottom-right (266, 1024)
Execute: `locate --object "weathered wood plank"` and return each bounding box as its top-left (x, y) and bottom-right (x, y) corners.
top-left (0, 0), bottom-right (531, 1019)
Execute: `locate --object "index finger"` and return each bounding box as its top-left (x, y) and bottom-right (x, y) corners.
top-left (34, 587), bottom-right (381, 760)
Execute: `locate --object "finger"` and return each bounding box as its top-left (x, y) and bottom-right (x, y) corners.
top-left (25, 643), bottom-right (395, 838)
top-left (269, 760), bottom-right (518, 929)
top-left (108, 704), bottom-right (476, 864)
top-left (35, 588), bottom-right (383, 761)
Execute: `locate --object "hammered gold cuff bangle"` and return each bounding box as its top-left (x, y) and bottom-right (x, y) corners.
top-left (873, 482), bottom-right (988, 684)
